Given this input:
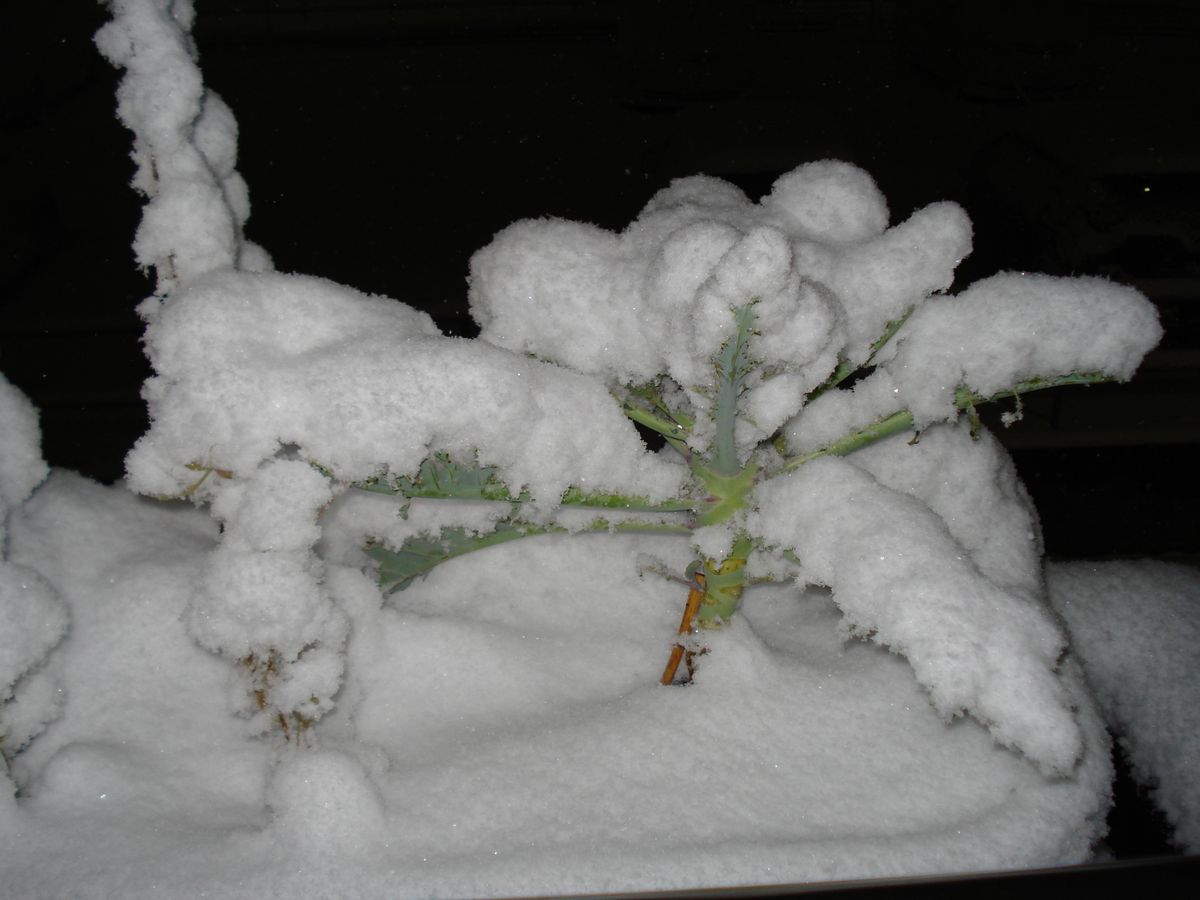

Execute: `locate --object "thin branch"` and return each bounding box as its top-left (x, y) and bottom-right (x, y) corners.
top-left (660, 572), bottom-right (706, 685)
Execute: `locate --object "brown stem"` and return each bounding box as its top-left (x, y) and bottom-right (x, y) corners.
top-left (660, 572), bottom-right (706, 685)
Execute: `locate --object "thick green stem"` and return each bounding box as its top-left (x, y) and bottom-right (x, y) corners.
top-left (558, 487), bottom-right (700, 513)
top-left (694, 463), bottom-right (758, 527)
top-left (619, 382), bottom-right (694, 458)
top-left (617, 401), bottom-right (691, 456)
top-left (711, 304), bottom-right (757, 476)
top-left (696, 533), bottom-right (754, 627)
top-left (355, 453), bottom-right (699, 514)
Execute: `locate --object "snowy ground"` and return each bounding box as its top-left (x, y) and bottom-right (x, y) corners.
top-left (1, 471), bottom-right (1143, 898)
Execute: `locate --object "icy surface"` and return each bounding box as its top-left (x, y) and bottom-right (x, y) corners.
top-left (1048, 560), bottom-right (1200, 851)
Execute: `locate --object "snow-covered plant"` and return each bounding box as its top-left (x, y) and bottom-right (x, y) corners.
top-left (97, 0), bottom-right (1160, 780)
top-left (0, 376), bottom-right (67, 795)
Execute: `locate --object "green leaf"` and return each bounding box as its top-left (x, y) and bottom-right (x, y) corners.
top-left (357, 452), bottom-right (697, 514)
top-left (780, 370), bottom-right (1115, 473)
top-left (367, 516), bottom-right (695, 593)
top-left (619, 381), bottom-right (694, 457)
top-left (358, 453), bottom-right (526, 502)
top-left (710, 303), bottom-right (758, 476)
top-left (367, 522), bottom-right (543, 593)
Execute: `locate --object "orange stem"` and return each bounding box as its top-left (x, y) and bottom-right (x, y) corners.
top-left (659, 572), bottom-right (705, 684)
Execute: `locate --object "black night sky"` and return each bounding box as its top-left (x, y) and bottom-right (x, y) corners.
top-left (3, 1), bottom-right (1198, 561)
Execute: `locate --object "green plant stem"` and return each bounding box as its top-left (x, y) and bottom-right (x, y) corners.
top-left (368, 517), bottom-right (694, 593)
top-left (356, 459), bottom-right (700, 514)
top-left (696, 533), bottom-right (755, 627)
top-left (779, 371), bottom-right (1113, 473)
top-left (557, 487), bottom-right (700, 513)
top-left (805, 308), bottom-right (914, 404)
top-left (618, 401), bottom-right (691, 456)
top-left (711, 305), bottom-right (757, 476)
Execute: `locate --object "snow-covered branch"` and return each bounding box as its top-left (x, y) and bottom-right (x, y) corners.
top-left (95, 0), bottom-right (267, 296)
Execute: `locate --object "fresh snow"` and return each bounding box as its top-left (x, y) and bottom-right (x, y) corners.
top-left (2, 475), bottom-right (1114, 896)
top-left (1049, 560), bottom-right (1200, 852)
top-left (0, 0), bottom-right (1191, 896)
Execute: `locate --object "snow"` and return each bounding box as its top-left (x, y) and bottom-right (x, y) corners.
top-left (126, 268), bottom-right (685, 506)
top-left (851, 422), bottom-right (1043, 597)
top-left (785, 272), bottom-right (1162, 455)
top-left (0, 374), bottom-right (48, 514)
top-left (748, 453), bottom-right (1079, 775)
top-left (1048, 560), bottom-right (1200, 852)
top-left (880, 272), bottom-right (1163, 429)
top-left (94, 0), bottom-right (269, 294)
top-left (1, 376), bottom-right (66, 791)
top-left (0, 0), bottom-right (1188, 894)
top-left (761, 159), bottom-right (890, 246)
top-left (468, 166), bottom-right (969, 454)
top-left (0, 483), bottom-right (1115, 894)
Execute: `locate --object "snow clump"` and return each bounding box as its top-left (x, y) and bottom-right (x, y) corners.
top-left (0, 375), bottom-right (67, 797)
top-left (1049, 560), bottom-right (1200, 851)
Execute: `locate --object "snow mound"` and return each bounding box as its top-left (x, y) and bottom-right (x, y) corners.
top-left (0, 479), bottom-right (1114, 895)
top-left (1, 375), bottom-right (66, 795)
top-left (1048, 559), bottom-right (1200, 851)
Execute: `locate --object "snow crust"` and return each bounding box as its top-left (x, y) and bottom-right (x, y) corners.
top-left (1049, 560), bottom-right (1200, 851)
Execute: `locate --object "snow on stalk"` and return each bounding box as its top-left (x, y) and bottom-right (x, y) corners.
top-left (98, 0), bottom-right (1165, 778)
top-left (94, 0), bottom-right (266, 297)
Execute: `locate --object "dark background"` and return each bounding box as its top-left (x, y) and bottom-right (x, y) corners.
top-left (3, 0), bottom-right (1198, 563)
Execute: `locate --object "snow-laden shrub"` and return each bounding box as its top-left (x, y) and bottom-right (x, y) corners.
top-left (88, 1), bottom-right (1164, 778)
